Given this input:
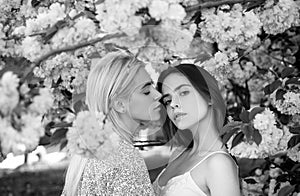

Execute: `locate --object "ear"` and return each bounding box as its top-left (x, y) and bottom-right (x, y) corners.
top-left (112, 98), bottom-right (126, 113)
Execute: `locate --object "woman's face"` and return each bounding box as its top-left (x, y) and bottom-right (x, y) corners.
top-left (127, 67), bottom-right (162, 121)
top-left (161, 73), bottom-right (209, 130)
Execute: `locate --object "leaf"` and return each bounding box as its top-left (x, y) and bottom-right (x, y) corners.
top-left (264, 80), bottom-right (282, 95)
top-left (50, 128), bottom-right (68, 146)
top-left (243, 125), bottom-right (254, 142)
top-left (72, 92), bottom-right (86, 106)
top-left (289, 127), bottom-right (300, 134)
top-left (194, 52), bottom-right (212, 63)
top-left (249, 107), bottom-right (265, 121)
top-left (243, 178), bottom-right (257, 184)
top-left (220, 121), bottom-right (242, 135)
top-left (222, 127), bottom-right (241, 144)
top-left (231, 132), bottom-right (245, 149)
top-left (60, 138), bottom-right (68, 151)
top-left (239, 109), bottom-right (250, 123)
top-left (45, 121), bottom-right (56, 132)
top-left (39, 135), bottom-right (51, 146)
top-left (285, 77), bottom-right (300, 86)
top-left (73, 100), bottom-right (88, 114)
top-left (281, 67), bottom-right (295, 78)
top-left (287, 135), bottom-right (300, 149)
top-left (278, 185), bottom-right (295, 196)
top-left (253, 129), bottom-right (262, 146)
top-left (276, 89), bottom-right (286, 101)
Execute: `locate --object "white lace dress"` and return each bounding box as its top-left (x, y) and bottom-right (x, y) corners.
top-left (68, 139), bottom-right (155, 196)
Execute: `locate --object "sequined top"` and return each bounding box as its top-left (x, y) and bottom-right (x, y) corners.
top-left (64, 139), bottom-right (155, 196)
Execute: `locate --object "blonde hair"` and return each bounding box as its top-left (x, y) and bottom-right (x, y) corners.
top-left (63, 51), bottom-right (145, 196)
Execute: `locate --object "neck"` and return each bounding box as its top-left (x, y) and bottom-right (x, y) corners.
top-left (118, 113), bottom-right (140, 143)
top-left (189, 109), bottom-right (225, 156)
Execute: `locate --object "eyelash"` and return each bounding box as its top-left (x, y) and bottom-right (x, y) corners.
top-left (143, 91), bottom-right (150, 95)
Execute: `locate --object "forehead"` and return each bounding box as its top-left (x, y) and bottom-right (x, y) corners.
top-left (132, 67), bottom-right (151, 88)
top-left (162, 73), bottom-right (191, 93)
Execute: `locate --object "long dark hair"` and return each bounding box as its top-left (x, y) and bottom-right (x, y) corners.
top-left (157, 64), bottom-right (226, 148)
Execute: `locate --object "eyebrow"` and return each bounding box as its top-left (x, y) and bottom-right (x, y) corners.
top-left (162, 84), bottom-right (191, 99)
top-left (141, 81), bottom-right (153, 89)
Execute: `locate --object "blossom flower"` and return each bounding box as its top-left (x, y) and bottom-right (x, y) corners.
top-left (51, 17), bottom-right (97, 49)
top-left (287, 143), bottom-right (300, 162)
top-left (0, 118), bottom-right (24, 156)
top-left (21, 36), bottom-right (50, 61)
top-left (148, 0), bottom-right (186, 23)
top-left (258, 0), bottom-right (300, 35)
top-left (200, 51), bottom-right (236, 84)
top-left (29, 88), bottom-right (54, 115)
top-left (24, 2), bottom-right (66, 35)
top-left (231, 61), bottom-right (257, 84)
top-left (253, 108), bottom-right (276, 131)
top-left (273, 91), bottom-right (300, 115)
top-left (34, 53), bottom-right (90, 94)
top-left (229, 108), bottom-right (288, 158)
top-left (0, 114), bottom-right (45, 156)
top-left (149, 0), bottom-right (169, 20)
top-left (95, 0), bottom-right (147, 35)
top-left (199, 4), bottom-right (262, 51)
top-left (0, 72), bottom-right (20, 115)
top-left (66, 111), bottom-right (120, 159)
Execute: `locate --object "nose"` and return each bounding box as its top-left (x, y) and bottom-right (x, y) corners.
top-left (152, 88), bottom-right (162, 101)
top-left (170, 97), bottom-right (180, 109)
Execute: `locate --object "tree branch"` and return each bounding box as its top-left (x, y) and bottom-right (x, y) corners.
top-left (34, 32), bottom-right (125, 65)
top-left (185, 0), bottom-right (264, 12)
top-left (21, 32), bottom-right (125, 82)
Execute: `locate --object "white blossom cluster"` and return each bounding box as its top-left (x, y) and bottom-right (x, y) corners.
top-left (0, 72), bottom-right (20, 115)
top-left (66, 111), bottom-right (120, 159)
top-left (258, 0), bottom-right (300, 35)
top-left (24, 3), bottom-right (66, 35)
top-left (0, 72), bottom-right (53, 156)
top-left (200, 51), bottom-right (237, 84)
top-left (229, 108), bottom-right (288, 158)
top-left (148, 0), bottom-right (186, 23)
top-left (231, 61), bottom-right (257, 84)
top-left (273, 91), bottom-right (300, 115)
top-left (287, 144), bottom-right (300, 162)
top-left (51, 17), bottom-right (97, 49)
top-left (198, 4), bottom-right (262, 52)
top-left (95, 0), bottom-right (148, 36)
top-left (34, 53), bottom-right (90, 94)
top-left (0, 0), bottom-right (21, 22)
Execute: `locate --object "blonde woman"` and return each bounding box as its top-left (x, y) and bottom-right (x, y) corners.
top-left (153, 64), bottom-right (240, 196)
top-left (62, 51), bottom-right (162, 195)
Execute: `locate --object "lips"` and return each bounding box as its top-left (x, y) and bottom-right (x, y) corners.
top-left (153, 102), bottom-right (161, 110)
top-left (174, 112), bottom-right (187, 121)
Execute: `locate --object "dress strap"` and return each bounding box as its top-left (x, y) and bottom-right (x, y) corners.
top-left (189, 151), bottom-right (230, 172)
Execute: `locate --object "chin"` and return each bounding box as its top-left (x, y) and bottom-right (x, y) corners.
top-left (149, 112), bottom-right (161, 121)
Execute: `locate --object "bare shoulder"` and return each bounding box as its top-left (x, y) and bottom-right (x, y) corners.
top-left (205, 153), bottom-right (241, 196)
top-left (205, 152), bottom-right (237, 171)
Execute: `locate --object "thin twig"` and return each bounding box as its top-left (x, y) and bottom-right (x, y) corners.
top-left (185, 0), bottom-right (264, 12)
